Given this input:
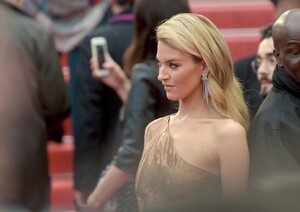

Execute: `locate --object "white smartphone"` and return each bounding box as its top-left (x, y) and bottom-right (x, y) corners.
top-left (91, 37), bottom-right (109, 76)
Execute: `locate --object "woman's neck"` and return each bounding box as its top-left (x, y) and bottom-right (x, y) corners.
top-left (176, 95), bottom-right (225, 121)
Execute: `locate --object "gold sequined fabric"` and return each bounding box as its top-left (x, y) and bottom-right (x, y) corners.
top-left (135, 115), bottom-right (221, 211)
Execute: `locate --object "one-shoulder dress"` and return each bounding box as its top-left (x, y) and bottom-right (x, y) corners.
top-left (135, 115), bottom-right (221, 211)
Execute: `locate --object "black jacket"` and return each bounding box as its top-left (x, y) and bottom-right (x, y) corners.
top-left (248, 65), bottom-right (300, 191)
top-left (234, 55), bottom-right (263, 120)
top-left (112, 63), bottom-right (177, 174)
top-left (74, 11), bottom-right (134, 192)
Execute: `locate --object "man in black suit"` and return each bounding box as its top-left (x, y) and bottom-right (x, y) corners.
top-left (73, 0), bottom-right (135, 209)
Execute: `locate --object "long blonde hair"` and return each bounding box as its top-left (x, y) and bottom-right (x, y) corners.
top-left (156, 13), bottom-right (249, 130)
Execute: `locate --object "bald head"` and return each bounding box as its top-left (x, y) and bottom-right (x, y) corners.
top-left (272, 9), bottom-right (300, 83)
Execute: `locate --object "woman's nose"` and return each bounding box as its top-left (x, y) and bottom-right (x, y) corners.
top-left (158, 67), bottom-right (168, 81)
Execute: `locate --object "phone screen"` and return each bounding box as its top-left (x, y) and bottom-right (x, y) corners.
top-left (96, 44), bottom-right (105, 69)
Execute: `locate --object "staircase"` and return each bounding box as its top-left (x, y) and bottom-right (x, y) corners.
top-left (48, 117), bottom-right (75, 211)
top-left (190, 0), bottom-right (275, 61)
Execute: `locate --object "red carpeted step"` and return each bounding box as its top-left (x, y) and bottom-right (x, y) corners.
top-left (48, 141), bottom-right (74, 174)
top-left (222, 28), bottom-right (260, 61)
top-left (63, 116), bottom-right (73, 137)
top-left (50, 174), bottom-right (75, 211)
top-left (190, 1), bottom-right (274, 29)
top-left (48, 142), bottom-right (75, 211)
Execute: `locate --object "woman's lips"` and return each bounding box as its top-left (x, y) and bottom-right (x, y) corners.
top-left (163, 84), bottom-right (174, 91)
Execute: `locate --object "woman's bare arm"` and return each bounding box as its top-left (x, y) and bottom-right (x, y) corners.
top-left (86, 165), bottom-right (133, 211)
top-left (217, 121), bottom-right (249, 197)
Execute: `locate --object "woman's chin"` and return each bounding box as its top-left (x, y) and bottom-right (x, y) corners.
top-left (166, 94), bottom-right (179, 101)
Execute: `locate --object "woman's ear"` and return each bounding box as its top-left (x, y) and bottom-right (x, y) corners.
top-left (200, 60), bottom-right (209, 77)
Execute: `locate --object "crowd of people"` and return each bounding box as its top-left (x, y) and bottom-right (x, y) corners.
top-left (0, 0), bottom-right (299, 211)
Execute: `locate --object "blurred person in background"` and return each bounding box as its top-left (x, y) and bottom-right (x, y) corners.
top-left (73, 0), bottom-right (135, 210)
top-left (251, 23), bottom-right (275, 99)
top-left (234, 0), bottom-right (300, 120)
top-left (85, 0), bottom-right (190, 211)
top-left (0, 0), bottom-right (70, 211)
top-left (20, 0), bottom-right (112, 131)
top-left (20, 0), bottom-right (109, 53)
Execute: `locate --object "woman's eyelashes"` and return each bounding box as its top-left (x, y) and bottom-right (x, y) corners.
top-left (169, 62), bottom-right (179, 69)
top-left (156, 59), bottom-right (161, 67)
top-left (156, 58), bottom-right (179, 69)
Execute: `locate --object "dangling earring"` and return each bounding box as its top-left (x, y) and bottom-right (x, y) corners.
top-left (202, 75), bottom-right (209, 105)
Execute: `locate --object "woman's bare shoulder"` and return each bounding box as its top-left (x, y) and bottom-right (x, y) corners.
top-left (215, 119), bottom-right (246, 143)
top-left (214, 119), bottom-right (249, 165)
top-left (144, 115), bottom-right (172, 147)
top-left (145, 114), bottom-right (171, 134)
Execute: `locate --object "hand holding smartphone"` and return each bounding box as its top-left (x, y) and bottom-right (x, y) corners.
top-left (91, 37), bottom-right (109, 76)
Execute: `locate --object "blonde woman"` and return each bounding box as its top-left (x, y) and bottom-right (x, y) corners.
top-left (135, 13), bottom-right (250, 211)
